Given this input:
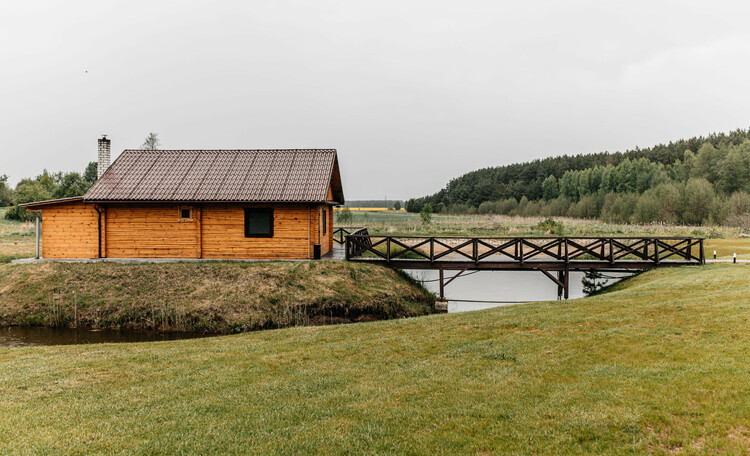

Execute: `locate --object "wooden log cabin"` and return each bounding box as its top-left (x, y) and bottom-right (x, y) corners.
top-left (21, 145), bottom-right (344, 260)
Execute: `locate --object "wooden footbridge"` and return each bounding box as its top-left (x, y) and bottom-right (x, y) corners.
top-left (334, 229), bottom-right (705, 300)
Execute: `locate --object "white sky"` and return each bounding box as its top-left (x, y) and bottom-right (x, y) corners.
top-left (2, 0), bottom-right (750, 200)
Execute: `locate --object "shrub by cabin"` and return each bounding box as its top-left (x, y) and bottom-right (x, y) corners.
top-left (22, 140), bottom-right (344, 260)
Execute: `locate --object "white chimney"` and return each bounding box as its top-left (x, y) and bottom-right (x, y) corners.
top-left (97, 135), bottom-right (111, 179)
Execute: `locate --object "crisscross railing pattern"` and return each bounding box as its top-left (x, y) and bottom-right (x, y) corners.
top-left (333, 227), bottom-right (370, 245)
top-left (340, 228), bottom-right (372, 257)
top-left (345, 235), bottom-right (704, 266)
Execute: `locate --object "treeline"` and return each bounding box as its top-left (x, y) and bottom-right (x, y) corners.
top-left (1, 162), bottom-right (97, 221)
top-left (407, 128), bottom-right (750, 227)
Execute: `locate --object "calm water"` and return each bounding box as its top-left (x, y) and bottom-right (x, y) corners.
top-left (403, 269), bottom-right (632, 312)
top-left (0, 326), bottom-right (205, 348)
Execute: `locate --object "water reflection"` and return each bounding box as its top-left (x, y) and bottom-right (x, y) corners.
top-left (0, 326), bottom-right (205, 348)
top-left (404, 269), bottom-right (632, 313)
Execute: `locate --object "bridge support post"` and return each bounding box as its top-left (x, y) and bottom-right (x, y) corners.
top-left (438, 268), bottom-right (444, 300)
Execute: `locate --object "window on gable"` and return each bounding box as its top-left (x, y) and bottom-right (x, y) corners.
top-left (244, 208), bottom-right (274, 237)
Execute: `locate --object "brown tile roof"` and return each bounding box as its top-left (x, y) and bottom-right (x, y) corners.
top-left (84, 149), bottom-right (344, 204)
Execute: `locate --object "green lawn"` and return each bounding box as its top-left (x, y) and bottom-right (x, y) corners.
top-left (0, 264), bottom-right (748, 454)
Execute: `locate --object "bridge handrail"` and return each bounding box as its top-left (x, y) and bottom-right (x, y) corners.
top-left (344, 235), bottom-right (705, 265)
top-left (342, 228), bottom-right (372, 258)
top-left (344, 234), bottom-right (704, 240)
top-left (333, 227), bottom-right (370, 245)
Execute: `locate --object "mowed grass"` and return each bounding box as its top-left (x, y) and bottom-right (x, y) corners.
top-left (704, 238), bottom-right (750, 260)
top-left (0, 264), bottom-right (748, 455)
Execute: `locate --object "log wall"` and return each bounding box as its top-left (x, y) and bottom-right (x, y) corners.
top-left (37, 202), bottom-right (335, 259)
top-left (202, 204), bottom-right (314, 259)
top-left (105, 204), bottom-right (200, 258)
top-left (40, 202), bottom-right (99, 258)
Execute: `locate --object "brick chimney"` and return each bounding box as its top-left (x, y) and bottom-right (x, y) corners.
top-left (97, 135), bottom-right (111, 179)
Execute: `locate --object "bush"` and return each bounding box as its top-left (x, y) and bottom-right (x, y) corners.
top-left (4, 180), bottom-right (51, 221)
top-left (420, 203), bottom-right (432, 224)
top-left (567, 194), bottom-right (600, 219)
top-left (728, 191), bottom-right (750, 216)
top-left (335, 208), bottom-right (353, 225)
top-left (536, 218), bottom-right (564, 235)
top-left (601, 192), bottom-right (637, 223)
top-left (632, 192), bottom-right (662, 224)
top-left (680, 178), bottom-right (716, 225)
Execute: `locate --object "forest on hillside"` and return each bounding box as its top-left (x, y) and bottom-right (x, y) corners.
top-left (406, 128), bottom-right (750, 227)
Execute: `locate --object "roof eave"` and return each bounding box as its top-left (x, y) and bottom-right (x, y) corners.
top-left (82, 199), bottom-right (333, 205)
top-left (19, 196), bottom-right (85, 209)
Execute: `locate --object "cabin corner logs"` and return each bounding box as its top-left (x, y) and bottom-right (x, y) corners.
top-left (34, 200), bottom-right (334, 260)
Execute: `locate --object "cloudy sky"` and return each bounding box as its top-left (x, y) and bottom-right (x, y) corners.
top-left (2, 1), bottom-right (750, 200)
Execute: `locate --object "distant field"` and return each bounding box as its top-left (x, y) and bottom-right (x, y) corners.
top-left (0, 265), bottom-right (748, 454)
top-left (335, 207), bottom-right (406, 212)
top-left (0, 208), bottom-right (35, 263)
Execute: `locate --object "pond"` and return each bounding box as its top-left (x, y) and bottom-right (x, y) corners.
top-left (0, 326), bottom-right (206, 348)
top-left (403, 269), bottom-right (633, 312)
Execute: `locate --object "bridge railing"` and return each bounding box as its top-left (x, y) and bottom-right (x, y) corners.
top-left (344, 235), bottom-right (705, 266)
top-left (333, 227), bottom-right (370, 245)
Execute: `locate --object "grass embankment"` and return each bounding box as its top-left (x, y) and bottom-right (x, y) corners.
top-left (0, 265), bottom-right (748, 454)
top-left (0, 262), bottom-right (435, 333)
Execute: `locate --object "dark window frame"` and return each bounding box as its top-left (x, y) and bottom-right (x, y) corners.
top-left (178, 206), bottom-right (193, 221)
top-left (244, 208), bottom-right (274, 238)
top-left (322, 208), bottom-right (327, 235)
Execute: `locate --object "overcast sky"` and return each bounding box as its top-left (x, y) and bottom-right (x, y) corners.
top-left (2, 1), bottom-right (750, 200)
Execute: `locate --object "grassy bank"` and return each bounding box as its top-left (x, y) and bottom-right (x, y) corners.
top-left (0, 261), bottom-right (435, 333)
top-left (0, 264), bottom-right (748, 454)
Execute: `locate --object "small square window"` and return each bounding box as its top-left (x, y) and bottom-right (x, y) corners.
top-left (245, 208), bottom-right (273, 237)
top-left (178, 207), bottom-right (192, 221)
